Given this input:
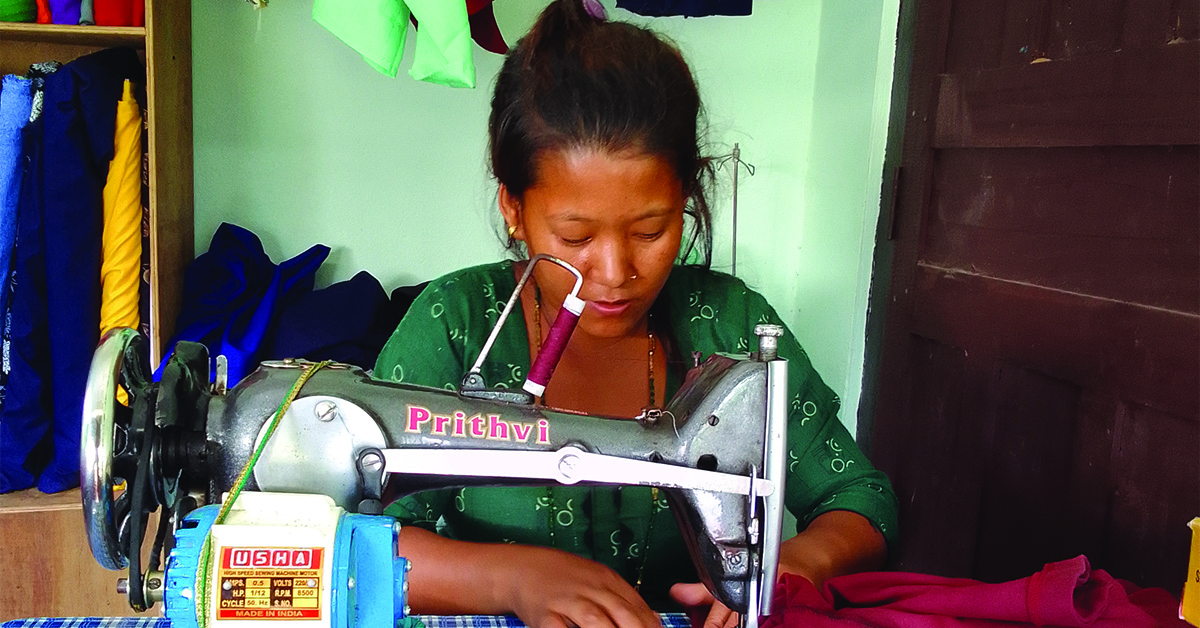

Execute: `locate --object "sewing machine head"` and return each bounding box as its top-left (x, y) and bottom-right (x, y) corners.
top-left (80, 258), bottom-right (789, 628)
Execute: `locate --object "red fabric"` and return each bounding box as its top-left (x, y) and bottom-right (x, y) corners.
top-left (762, 556), bottom-right (1180, 627)
top-left (35, 0), bottom-right (50, 23)
top-left (93, 0), bottom-right (133, 26)
top-left (130, 0), bottom-right (142, 27)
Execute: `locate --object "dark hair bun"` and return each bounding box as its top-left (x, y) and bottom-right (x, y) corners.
top-left (489, 0), bottom-right (714, 266)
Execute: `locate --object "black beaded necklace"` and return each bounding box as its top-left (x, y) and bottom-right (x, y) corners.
top-left (533, 285), bottom-right (660, 590)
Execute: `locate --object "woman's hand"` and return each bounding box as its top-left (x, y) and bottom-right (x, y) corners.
top-left (399, 527), bottom-right (660, 628)
top-left (505, 547), bottom-right (662, 628)
top-left (776, 510), bottom-right (887, 589)
top-left (668, 583), bottom-right (738, 628)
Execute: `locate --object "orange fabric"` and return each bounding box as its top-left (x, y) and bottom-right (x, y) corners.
top-left (35, 0), bottom-right (50, 22)
top-left (100, 80), bottom-right (143, 408)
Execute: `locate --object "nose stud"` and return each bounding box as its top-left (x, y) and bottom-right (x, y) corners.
top-left (630, 274), bottom-right (638, 280)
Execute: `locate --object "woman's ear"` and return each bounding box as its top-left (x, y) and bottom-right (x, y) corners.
top-left (498, 184), bottom-right (524, 240)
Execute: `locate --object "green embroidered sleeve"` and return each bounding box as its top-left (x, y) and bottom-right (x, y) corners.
top-left (661, 267), bottom-right (899, 551)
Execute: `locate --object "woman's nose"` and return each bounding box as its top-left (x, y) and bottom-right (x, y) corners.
top-left (591, 238), bottom-right (636, 288)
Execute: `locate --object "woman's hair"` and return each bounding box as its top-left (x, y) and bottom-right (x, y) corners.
top-left (490, 0), bottom-right (714, 267)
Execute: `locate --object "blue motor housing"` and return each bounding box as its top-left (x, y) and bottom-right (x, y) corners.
top-left (164, 503), bottom-right (410, 628)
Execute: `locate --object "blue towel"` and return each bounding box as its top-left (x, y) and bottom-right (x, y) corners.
top-left (158, 223), bottom-right (329, 387)
top-left (0, 76), bottom-right (32, 294)
top-left (37, 47), bottom-right (143, 493)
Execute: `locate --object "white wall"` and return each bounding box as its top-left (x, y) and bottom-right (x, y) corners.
top-left (191, 0), bottom-right (899, 432)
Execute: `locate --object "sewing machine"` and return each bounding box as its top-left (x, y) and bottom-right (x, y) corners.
top-left (79, 257), bottom-right (789, 628)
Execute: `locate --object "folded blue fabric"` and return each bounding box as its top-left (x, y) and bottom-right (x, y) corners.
top-left (158, 223), bottom-right (329, 387)
top-left (616, 0), bottom-right (751, 17)
top-left (265, 270), bottom-right (400, 370)
top-left (48, 0), bottom-right (80, 23)
top-left (37, 47), bottom-right (144, 494)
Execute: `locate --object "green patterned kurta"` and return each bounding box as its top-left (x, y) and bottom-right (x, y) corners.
top-left (374, 261), bottom-right (898, 608)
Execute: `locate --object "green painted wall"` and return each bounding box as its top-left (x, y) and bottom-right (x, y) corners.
top-left (191, 0), bottom-right (898, 433)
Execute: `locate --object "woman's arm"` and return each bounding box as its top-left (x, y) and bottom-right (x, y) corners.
top-left (777, 510), bottom-right (887, 587)
top-left (399, 526), bottom-right (663, 628)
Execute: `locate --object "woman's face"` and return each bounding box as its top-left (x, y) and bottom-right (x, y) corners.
top-left (501, 147), bottom-right (686, 340)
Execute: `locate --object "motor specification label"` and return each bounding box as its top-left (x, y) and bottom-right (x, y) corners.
top-left (216, 547), bottom-right (324, 620)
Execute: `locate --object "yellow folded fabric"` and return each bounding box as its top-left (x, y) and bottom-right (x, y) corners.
top-left (100, 80), bottom-right (143, 407)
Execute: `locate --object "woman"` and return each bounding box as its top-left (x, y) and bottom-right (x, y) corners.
top-left (374, 2), bottom-right (898, 628)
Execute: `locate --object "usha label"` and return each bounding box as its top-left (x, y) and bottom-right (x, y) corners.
top-left (216, 547), bottom-right (324, 620)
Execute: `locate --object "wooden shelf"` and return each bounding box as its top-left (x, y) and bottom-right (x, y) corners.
top-left (0, 486), bottom-right (83, 514)
top-left (0, 22), bottom-right (145, 47)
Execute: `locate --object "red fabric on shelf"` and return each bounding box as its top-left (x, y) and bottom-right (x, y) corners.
top-left (35, 0), bottom-right (50, 23)
top-left (762, 556), bottom-right (1177, 628)
top-left (93, 0), bottom-right (131, 25)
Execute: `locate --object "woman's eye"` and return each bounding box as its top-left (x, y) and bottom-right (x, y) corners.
top-left (635, 231), bottom-right (664, 241)
top-left (560, 236), bottom-right (591, 246)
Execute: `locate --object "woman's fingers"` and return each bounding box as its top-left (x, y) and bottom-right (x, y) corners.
top-left (667, 582), bottom-right (739, 628)
top-left (508, 548), bottom-right (661, 628)
top-left (667, 582), bottom-right (713, 607)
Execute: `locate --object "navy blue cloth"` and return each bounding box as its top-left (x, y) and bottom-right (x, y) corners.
top-left (158, 223), bottom-right (330, 387)
top-left (616, 0), bottom-right (751, 17)
top-left (38, 48), bottom-right (143, 493)
top-left (264, 270), bottom-right (401, 370)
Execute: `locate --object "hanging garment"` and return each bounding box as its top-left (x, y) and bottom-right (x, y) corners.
top-left (467, 0), bottom-right (506, 55)
top-left (34, 0), bottom-right (49, 22)
top-left (314, 0), bottom-right (501, 87)
top-left (37, 47), bottom-right (143, 494)
top-left (616, 0), bottom-right (752, 17)
top-left (99, 80), bottom-right (142, 341)
top-left (158, 223), bottom-right (329, 387)
top-left (0, 0), bottom-right (36, 22)
top-left (47, 0), bottom-right (78, 24)
top-left (761, 555), bottom-right (1184, 628)
top-left (0, 64), bottom-right (56, 494)
top-left (78, 0), bottom-right (92, 24)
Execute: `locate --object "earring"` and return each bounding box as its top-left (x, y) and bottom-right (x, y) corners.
top-left (507, 224), bottom-right (517, 237)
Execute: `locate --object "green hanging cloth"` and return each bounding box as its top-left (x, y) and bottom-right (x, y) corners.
top-left (312, 0), bottom-right (475, 89)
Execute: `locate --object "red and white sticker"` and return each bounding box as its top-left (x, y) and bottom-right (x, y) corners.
top-left (216, 547), bottom-right (324, 620)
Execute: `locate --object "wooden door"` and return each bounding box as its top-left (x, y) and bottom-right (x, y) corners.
top-left (866, 0), bottom-right (1199, 590)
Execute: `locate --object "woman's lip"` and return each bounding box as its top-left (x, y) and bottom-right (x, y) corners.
top-left (587, 300), bottom-right (632, 316)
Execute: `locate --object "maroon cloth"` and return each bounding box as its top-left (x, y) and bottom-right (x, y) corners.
top-left (763, 556), bottom-right (1186, 627)
top-left (467, 0), bottom-right (507, 55)
top-left (409, 0), bottom-right (508, 56)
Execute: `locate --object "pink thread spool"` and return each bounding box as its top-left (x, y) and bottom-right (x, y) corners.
top-left (523, 293), bottom-right (586, 397)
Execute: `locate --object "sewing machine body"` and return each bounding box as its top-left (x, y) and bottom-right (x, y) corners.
top-left (206, 352), bottom-right (775, 609)
top-left (83, 306), bottom-right (788, 627)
